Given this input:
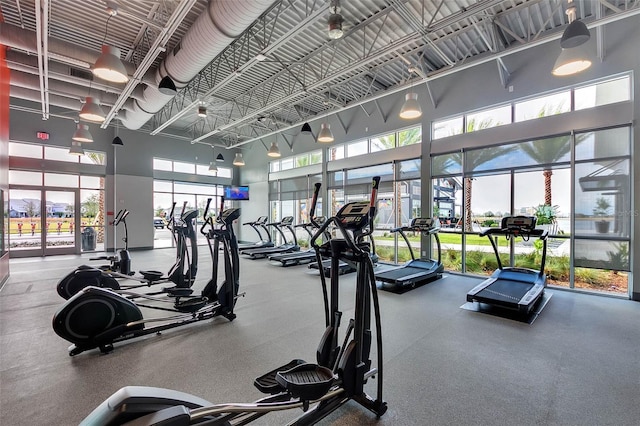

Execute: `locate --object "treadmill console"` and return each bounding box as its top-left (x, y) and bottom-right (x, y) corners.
top-left (410, 218), bottom-right (436, 231)
top-left (220, 208), bottom-right (241, 225)
top-left (281, 216), bottom-right (294, 226)
top-left (501, 216), bottom-right (536, 233)
top-left (336, 201), bottom-right (372, 231)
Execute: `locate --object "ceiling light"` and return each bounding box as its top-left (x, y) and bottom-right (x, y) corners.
top-left (93, 45), bottom-right (129, 83)
top-left (255, 53), bottom-right (267, 62)
top-left (112, 136), bottom-right (124, 146)
top-left (560, 20), bottom-right (590, 48)
top-left (317, 123), bottom-right (334, 143)
top-left (301, 122), bottom-right (312, 134)
top-left (72, 124), bottom-right (93, 143)
top-left (267, 142), bottom-right (281, 158)
top-left (216, 153), bottom-right (225, 162)
top-left (233, 153), bottom-right (245, 166)
top-left (69, 141), bottom-right (85, 156)
top-left (552, 45), bottom-right (592, 76)
top-left (399, 92), bottom-right (422, 119)
top-left (79, 96), bottom-right (105, 123)
top-left (208, 162), bottom-right (218, 172)
top-left (328, 0), bottom-right (344, 40)
top-left (158, 75), bottom-right (177, 95)
top-left (198, 105), bottom-right (207, 118)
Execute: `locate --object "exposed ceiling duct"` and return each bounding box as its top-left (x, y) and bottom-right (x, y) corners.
top-left (118, 0), bottom-right (275, 130)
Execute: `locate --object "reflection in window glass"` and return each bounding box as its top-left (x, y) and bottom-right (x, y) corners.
top-left (9, 142), bottom-right (42, 158)
top-left (347, 140), bottom-right (368, 157)
top-left (44, 146), bottom-right (77, 163)
top-left (398, 126), bottom-right (422, 146)
top-left (81, 151), bottom-right (106, 165)
top-left (329, 145), bottom-right (344, 160)
top-left (80, 176), bottom-right (101, 189)
top-left (295, 154), bottom-right (310, 167)
top-left (575, 127), bottom-right (630, 161)
top-left (173, 161), bottom-right (195, 174)
top-left (575, 76), bottom-right (630, 110)
top-left (514, 91), bottom-right (570, 122)
top-left (9, 170), bottom-right (42, 186)
top-left (44, 173), bottom-right (78, 187)
top-left (466, 105), bottom-right (511, 131)
top-left (432, 116), bottom-right (463, 139)
top-left (153, 158), bottom-right (173, 171)
top-left (370, 134), bottom-right (395, 152)
top-left (432, 153), bottom-right (462, 175)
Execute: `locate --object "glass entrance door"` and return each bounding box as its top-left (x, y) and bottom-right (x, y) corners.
top-left (9, 189), bottom-right (79, 257)
top-left (44, 190), bottom-right (77, 255)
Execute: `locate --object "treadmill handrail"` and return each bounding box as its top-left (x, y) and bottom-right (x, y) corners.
top-left (480, 227), bottom-right (548, 239)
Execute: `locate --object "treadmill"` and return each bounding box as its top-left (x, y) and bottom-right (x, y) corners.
top-left (241, 216), bottom-right (299, 259)
top-left (376, 218), bottom-right (444, 292)
top-left (466, 216), bottom-right (548, 315)
top-left (238, 216), bottom-right (273, 251)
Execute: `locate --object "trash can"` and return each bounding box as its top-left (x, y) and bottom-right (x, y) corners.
top-left (82, 227), bottom-right (96, 251)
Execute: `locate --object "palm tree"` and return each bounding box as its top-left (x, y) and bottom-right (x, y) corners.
top-left (520, 136), bottom-right (571, 206)
top-left (85, 152), bottom-right (106, 244)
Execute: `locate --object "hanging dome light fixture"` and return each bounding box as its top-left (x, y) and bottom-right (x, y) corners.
top-left (328, 0), bottom-right (344, 40)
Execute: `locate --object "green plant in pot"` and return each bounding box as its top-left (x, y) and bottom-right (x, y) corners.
top-left (534, 204), bottom-right (558, 226)
top-left (593, 197), bottom-right (612, 233)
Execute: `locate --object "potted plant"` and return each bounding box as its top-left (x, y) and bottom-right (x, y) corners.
top-left (534, 204), bottom-right (558, 230)
top-left (593, 197), bottom-right (612, 233)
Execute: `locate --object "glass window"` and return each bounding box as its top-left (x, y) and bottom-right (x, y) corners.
top-left (329, 145), bottom-right (344, 160)
top-left (309, 150), bottom-right (322, 165)
top-left (153, 158), bottom-right (173, 171)
top-left (9, 170), bottom-right (42, 186)
top-left (270, 160), bottom-right (281, 172)
top-left (44, 173), bottom-right (78, 187)
top-left (575, 127), bottom-right (630, 161)
top-left (398, 159), bottom-right (421, 180)
top-left (347, 140), bottom-right (368, 157)
top-left (432, 153), bottom-right (462, 176)
top-left (44, 146), bottom-right (78, 163)
top-left (370, 134), bottom-right (395, 152)
top-left (174, 182), bottom-right (202, 194)
top-left (514, 91), bottom-right (570, 122)
top-left (432, 116), bottom-right (463, 139)
top-left (173, 161), bottom-right (195, 174)
top-left (9, 142), bottom-right (42, 158)
top-left (398, 126), bottom-right (422, 146)
top-left (295, 154), bottom-right (310, 167)
top-left (466, 105), bottom-right (511, 131)
top-left (80, 176), bottom-right (102, 189)
top-left (217, 167), bottom-right (232, 178)
top-left (281, 158), bottom-right (294, 170)
top-left (196, 164), bottom-right (211, 175)
top-left (575, 76), bottom-right (630, 110)
top-left (81, 151), bottom-right (106, 165)
top-left (154, 180), bottom-right (173, 192)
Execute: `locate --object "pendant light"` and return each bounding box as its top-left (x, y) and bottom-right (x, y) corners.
top-left (72, 124), bottom-right (93, 143)
top-left (552, 0), bottom-right (591, 77)
top-left (399, 92), bottom-right (422, 119)
top-left (267, 142), bottom-right (281, 158)
top-left (233, 153), bottom-right (245, 166)
top-left (317, 123), bottom-right (334, 143)
top-left (112, 114), bottom-right (124, 145)
top-left (79, 97), bottom-right (106, 123)
top-left (93, 45), bottom-right (129, 83)
top-left (328, 0), bottom-right (344, 40)
top-left (216, 153), bottom-right (225, 162)
top-left (158, 75), bottom-right (177, 95)
top-left (69, 141), bottom-right (85, 156)
top-left (209, 147), bottom-right (218, 172)
top-left (198, 105), bottom-right (207, 118)
top-left (300, 122), bottom-right (312, 134)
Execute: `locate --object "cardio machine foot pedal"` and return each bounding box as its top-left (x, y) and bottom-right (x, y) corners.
top-left (275, 363), bottom-right (335, 401)
top-left (254, 359), bottom-right (305, 394)
top-left (140, 270), bottom-right (164, 282)
top-left (174, 297), bottom-right (207, 313)
top-left (164, 287), bottom-right (194, 297)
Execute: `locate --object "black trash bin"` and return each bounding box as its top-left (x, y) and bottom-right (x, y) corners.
top-left (82, 227), bottom-right (96, 251)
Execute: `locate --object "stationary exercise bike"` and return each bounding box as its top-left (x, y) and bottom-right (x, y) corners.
top-left (56, 202), bottom-right (200, 300)
top-left (52, 198), bottom-right (243, 356)
top-left (79, 177), bottom-right (387, 425)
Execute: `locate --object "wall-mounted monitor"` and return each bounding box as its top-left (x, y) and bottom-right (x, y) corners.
top-left (224, 186), bottom-right (249, 201)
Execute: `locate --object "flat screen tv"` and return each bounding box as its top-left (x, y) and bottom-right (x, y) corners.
top-left (224, 186), bottom-right (249, 201)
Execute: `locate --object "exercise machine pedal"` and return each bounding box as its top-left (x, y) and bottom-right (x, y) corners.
top-left (164, 287), bottom-right (194, 297)
top-left (253, 359), bottom-right (305, 394)
top-left (174, 297), bottom-right (207, 313)
top-left (275, 363), bottom-right (335, 401)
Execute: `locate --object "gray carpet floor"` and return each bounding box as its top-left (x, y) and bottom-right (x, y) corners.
top-left (1, 248), bottom-right (640, 425)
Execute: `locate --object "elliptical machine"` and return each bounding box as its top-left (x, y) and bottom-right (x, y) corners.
top-left (56, 202), bottom-right (200, 300)
top-left (90, 209), bottom-right (133, 275)
top-left (52, 198), bottom-right (242, 356)
top-left (78, 177), bottom-right (387, 425)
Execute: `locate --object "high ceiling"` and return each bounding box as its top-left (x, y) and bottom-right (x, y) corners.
top-left (1, 0), bottom-right (639, 150)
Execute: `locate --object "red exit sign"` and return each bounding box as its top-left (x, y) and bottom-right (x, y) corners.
top-left (37, 132), bottom-right (49, 140)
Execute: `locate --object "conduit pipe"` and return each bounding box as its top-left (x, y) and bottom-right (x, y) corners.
top-left (118, 0), bottom-right (274, 130)
top-left (9, 85), bottom-right (115, 112)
